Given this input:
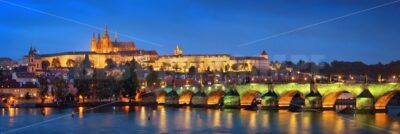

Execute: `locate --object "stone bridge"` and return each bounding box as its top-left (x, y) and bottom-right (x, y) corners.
top-left (139, 83), bottom-right (400, 111)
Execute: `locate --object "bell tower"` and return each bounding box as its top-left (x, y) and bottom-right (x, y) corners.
top-left (27, 45), bottom-right (37, 73)
top-left (260, 50), bottom-right (269, 60)
top-left (174, 45), bottom-right (183, 56)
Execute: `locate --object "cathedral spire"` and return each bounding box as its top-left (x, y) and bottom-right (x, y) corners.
top-left (91, 32), bottom-right (97, 52)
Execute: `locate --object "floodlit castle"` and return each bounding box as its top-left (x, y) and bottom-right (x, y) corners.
top-left (90, 26), bottom-right (137, 53)
top-left (26, 26), bottom-right (270, 74)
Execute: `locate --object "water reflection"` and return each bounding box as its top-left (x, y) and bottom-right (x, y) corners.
top-left (158, 106), bottom-right (167, 133)
top-left (183, 107), bottom-right (191, 129)
top-left (139, 107), bottom-right (147, 127)
top-left (78, 106), bottom-right (84, 119)
top-left (213, 109), bottom-right (221, 127)
top-left (1, 107), bottom-right (400, 134)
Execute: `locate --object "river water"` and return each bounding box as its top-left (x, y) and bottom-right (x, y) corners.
top-left (1, 106), bottom-right (400, 134)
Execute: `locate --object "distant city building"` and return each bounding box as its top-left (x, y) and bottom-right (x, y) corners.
top-left (0, 78), bottom-right (39, 99)
top-left (0, 57), bottom-right (16, 70)
top-left (26, 26), bottom-right (271, 74)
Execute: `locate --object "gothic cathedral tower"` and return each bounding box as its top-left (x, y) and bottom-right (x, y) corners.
top-left (90, 33), bottom-right (97, 52)
top-left (91, 26), bottom-right (113, 53)
top-left (102, 26), bottom-right (112, 53)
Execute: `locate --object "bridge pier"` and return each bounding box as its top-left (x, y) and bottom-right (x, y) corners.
top-left (304, 90), bottom-right (323, 111)
top-left (261, 86), bottom-right (278, 110)
top-left (223, 88), bottom-right (240, 109)
top-left (165, 90), bottom-right (180, 107)
top-left (191, 91), bottom-right (207, 107)
top-left (356, 88), bottom-right (374, 113)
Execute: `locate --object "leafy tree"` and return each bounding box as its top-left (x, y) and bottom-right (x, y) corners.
top-left (96, 78), bottom-right (115, 100)
top-left (146, 66), bottom-right (159, 87)
top-left (41, 61), bottom-right (50, 70)
top-left (53, 77), bottom-right (68, 100)
top-left (122, 58), bottom-right (140, 102)
top-left (105, 58), bottom-right (116, 69)
top-left (66, 59), bottom-right (76, 67)
top-left (51, 58), bottom-right (61, 68)
top-left (38, 76), bottom-right (49, 103)
top-left (188, 66), bottom-right (197, 78)
top-left (74, 79), bottom-right (91, 102)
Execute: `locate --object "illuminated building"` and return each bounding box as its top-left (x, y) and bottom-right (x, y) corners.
top-left (26, 26), bottom-right (271, 74)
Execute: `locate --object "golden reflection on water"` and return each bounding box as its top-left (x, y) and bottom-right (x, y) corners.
top-left (8, 108), bottom-right (17, 117)
top-left (123, 106), bottom-right (130, 113)
top-left (302, 113), bottom-right (310, 131)
top-left (262, 113), bottom-right (269, 128)
top-left (159, 106), bottom-right (167, 133)
top-left (288, 113), bottom-right (298, 134)
top-left (213, 109), bottom-right (221, 127)
top-left (183, 107), bottom-right (191, 129)
top-left (226, 112), bottom-right (233, 129)
top-left (375, 113), bottom-right (389, 129)
top-left (78, 107), bottom-right (84, 119)
top-left (248, 111), bottom-right (256, 129)
top-left (139, 107), bottom-right (147, 127)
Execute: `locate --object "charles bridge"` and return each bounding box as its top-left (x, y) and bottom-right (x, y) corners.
top-left (137, 81), bottom-right (400, 112)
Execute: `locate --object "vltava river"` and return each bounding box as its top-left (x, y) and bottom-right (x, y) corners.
top-left (1, 106), bottom-right (400, 134)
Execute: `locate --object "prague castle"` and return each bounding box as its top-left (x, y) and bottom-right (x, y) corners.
top-left (26, 27), bottom-right (270, 74)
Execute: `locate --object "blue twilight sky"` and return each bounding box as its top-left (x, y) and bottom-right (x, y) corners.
top-left (0, 0), bottom-right (399, 64)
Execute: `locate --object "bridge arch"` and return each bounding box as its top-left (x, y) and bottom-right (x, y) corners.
top-left (240, 90), bottom-right (263, 106)
top-left (322, 90), bottom-right (356, 109)
top-left (156, 90), bottom-right (167, 104)
top-left (207, 90), bottom-right (225, 105)
top-left (375, 90), bottom-right (400, 110)
top-left (278, 90), bottom-right (305, 108)
top-left (179, 90), bottom-right (195, 105)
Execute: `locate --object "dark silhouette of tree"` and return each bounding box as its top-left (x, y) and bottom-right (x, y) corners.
top-left (146, 66), bottom-right (159, 87)
top-left (38, 76), bottom-right (49, 104)
top-left (53, 77), bottom-right (68, 101)
top-left (122, 58), bottom-right (140, 102)
top-left (51, 58), bottom-right (61, 68)
top-left (41, 61), bottom-right (50, 70)
top-left (66, 59), bottom-right (76, 68)
top-left (105, 58), bottom-right (116, 69)
top-left (188, 66), bottom-right (197, 78)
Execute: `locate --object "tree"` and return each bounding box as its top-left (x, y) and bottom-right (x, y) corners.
top-left (24, 92), bottom-right (32, 100)
top-left (51, 58), bottom-right (61, 68)
top-left (146, 66), bottom-right (159, 87)
top-left (122, 58), bottom-right (140, 102)
top-left (66, 59), bottom-right (76, 68)
top-left (105, 58), bottom-right (116, 69)
top-left (188, 66), bottom-right (197, 78)
top-left (41, 61), bottom-right (50, 70)
top-left (53, 77), bottom-right (68, 101)
top-left (38, 76), bottom-right (49, 103)
top-left (74, 79), bottom-right (91, 102)
top-left (96, 78), bottom-right (115, 100)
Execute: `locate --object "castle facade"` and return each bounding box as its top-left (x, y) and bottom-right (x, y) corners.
top-left (26, 27), bottom-right (270, 74)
